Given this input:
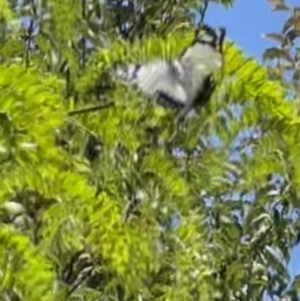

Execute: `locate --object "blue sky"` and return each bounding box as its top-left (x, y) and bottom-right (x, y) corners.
top-left (205, 0), bottom-right (300, 283)
top-left (206, 0), bottom-right (293, 58)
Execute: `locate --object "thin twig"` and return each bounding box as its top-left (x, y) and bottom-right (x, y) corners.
top-left (24, 19), bottom-right (35, 67)
top-left (67, 102), bottom-right (115, 116)
top-left (199, 0), bottom-right (209, 25)
top-left (24, 0), bottom-right (39, 67)
top-left (67, 266), bottom-right (95, 296)
top-left (81, 0), bottom-right (87, 68)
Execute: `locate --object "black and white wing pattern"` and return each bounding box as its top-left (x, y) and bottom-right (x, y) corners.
top-left (114, 24), bottom-right (226, 113)
top-left (176, 25), bottom-right (226, 111)
top-left (115, 60), bottom-right (188, 108)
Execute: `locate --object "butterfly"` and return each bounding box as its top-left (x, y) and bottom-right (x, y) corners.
top-left (114, 24), bottom-right (226, 118)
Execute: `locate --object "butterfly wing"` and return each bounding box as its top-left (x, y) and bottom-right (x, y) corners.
top-left (116, 61), bottom-right (188, 108)
top-left (177, 26), bottom-right (225, 110)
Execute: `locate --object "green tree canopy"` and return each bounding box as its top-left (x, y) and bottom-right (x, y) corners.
top-left (0, 1), bottom-right (299, 301)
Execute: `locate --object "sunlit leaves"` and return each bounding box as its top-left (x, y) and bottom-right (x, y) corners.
top-left (0, 65), bottom-right (66, 172)
top-left (267, 0), bottom-right (293, 12)
top-left (1, 0), bottom-right (300, 301)
top-left (0, 227), bottom-right (56, 301)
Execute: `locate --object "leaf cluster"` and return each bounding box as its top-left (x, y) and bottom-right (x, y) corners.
top-left (0, 1), bottom-right (299, 301)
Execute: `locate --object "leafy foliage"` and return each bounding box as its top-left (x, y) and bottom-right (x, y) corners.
top-left (0, 0), bottom-right (300, 301)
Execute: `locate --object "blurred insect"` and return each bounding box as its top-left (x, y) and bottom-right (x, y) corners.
top-left (114, 24), bottom-right (226, 118)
